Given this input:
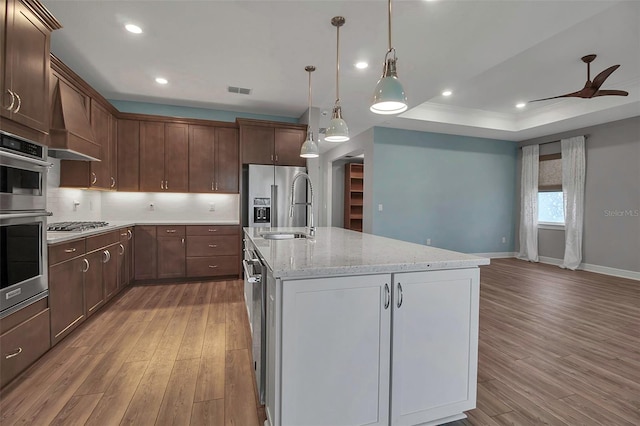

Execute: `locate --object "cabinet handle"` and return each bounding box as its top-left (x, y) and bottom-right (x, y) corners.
top-left (91, 172), bottom-right (97, 185)
top-left (211, 182), bottom-right (214, 191)
top-left (181, 238), bottom-right (185, 245)
top-left (208, 244), bottom-right (217, 248)
top-left (208, 265), bottom-right (218, 268)
top-left (103, 250), bottom-right (110, 263)
top-left (160, 180), bottom-right (164, 190)
top-left (165, 180), bottom-right (168, 190)
top-left (121, 232), bottom-right (128, 237)
top-left (110, 177), bottom-right (116, 188)
top-left (119, 244), bottom-right (125, 255)
top-left (275, 154), bottom-right (278, 162)
top-left (82, 258), bottom-right (90, 273)
top-left (208, 229), bottom-right (217, 232)
top-left (384, 283), bottom-right (390, 309)
top-left (64, 248), bottom-right (77, 253)
top-left (166, 229), bottom-right (177, 233)
top-left (127, 229), bottom-right (132, 240)
top-left (215, 182), bottom-right (218, 191)
top-left (397, 282), bottom-right (403, 308)
top-left (13, 92), bottom-right (21, 113)
top-left (4, 89), bottom-right (15, 111)
top-left (270, 154), bottom-right (273, 161)
top-left (5, 347), bottom-right (22, 359)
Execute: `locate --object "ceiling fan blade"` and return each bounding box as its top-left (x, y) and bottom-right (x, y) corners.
top-left (593, 89), bottom-right (629, 97)
top-left (528, 91), bottom-right (582, 102)
top-left (591, 64), bottom-right (620, 91)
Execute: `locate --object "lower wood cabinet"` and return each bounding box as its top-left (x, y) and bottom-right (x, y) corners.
top-left (0, 298), bottom-right (50, 388)
top-left (49, 255), bottom-right (87, 345)
top-left (84, 249), bottom-right (104, 315)
top-left (134, 226), bottom-right (157, 280)
top-left (118, 227), bottom-right (134, 288)
top-left (157, 226), bottom-right (186, 279)
top-left (103, 243), bottom-right (119, 300)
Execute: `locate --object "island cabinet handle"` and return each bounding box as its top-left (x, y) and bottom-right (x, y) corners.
top-left (397, 282), bottom-right (403, 308)
top-left (5, 347), bottom-right (22, 359)
top-left (208, 244), bottom-right (217, 248)
top-left (64, 248), bottom-right (76, 253)
top-left (384, 283), bottom-right (390, 309)
top-left (208, 265), bottom-right (218, 268)
top-left (166, 229), bottom-right (177, 233)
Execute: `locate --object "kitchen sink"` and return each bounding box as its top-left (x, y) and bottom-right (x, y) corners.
top-left (260, 232), bottom-right (308, 240)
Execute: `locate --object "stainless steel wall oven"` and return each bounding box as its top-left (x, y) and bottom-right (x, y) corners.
top-left (0, 131), bottom-right (52, 318)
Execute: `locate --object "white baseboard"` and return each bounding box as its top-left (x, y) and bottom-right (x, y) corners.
top-left (538, 256), bottom-right (640, 281)
top-left (471, 252), bottom-right (517, 259)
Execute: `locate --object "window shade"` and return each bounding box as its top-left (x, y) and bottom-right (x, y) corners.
top-left (539, 153), bottom-right (562, 191)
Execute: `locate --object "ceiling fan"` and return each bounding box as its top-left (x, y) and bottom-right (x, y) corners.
top-left (529, 54), bottom-right (629, 102)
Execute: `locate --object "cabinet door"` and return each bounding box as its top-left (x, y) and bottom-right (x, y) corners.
top-left (84, 250), bottom-right (104, 317)
top-left (139, 121), bottom-right (165, 192)
top-left (164, 123), bottom-right (188, 192)
top-left (188, 125), bottom-right (215, 192)
top-left (49, 257), bottom-right (86, 345)
top-left (391, 269), bottom-right (480, 426)
top-left (103, 244), bottom-right (119, 300)
top-left (241, 125), bottom-right (273, 165)
top-left (127, 228), bottom-right (135, 283)
top-left (274, 128), bottom-right (306, 167)
top-left (117, 119), bottom-right (140, 191)
top-left (89, 100), bottom-right (111, 189)
top-left (157, 237), bottom-right (186, 279)
top-left (280, 274), bottom-right (391, 426)
top-left (215, 127), bottom-right (239, 193)
top-left (109, 113), bottom-right (117, 189)
top-left (1, 0), bottom-right (51, 133)
top-left (134, 225), bottom-right (157, 280)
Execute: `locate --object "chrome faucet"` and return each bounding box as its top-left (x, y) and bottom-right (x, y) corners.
top-left (290, 172), bottom-right (315, 236)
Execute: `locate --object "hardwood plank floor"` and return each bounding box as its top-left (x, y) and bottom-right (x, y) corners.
top-left (1, 259), bottom-right (638, 425)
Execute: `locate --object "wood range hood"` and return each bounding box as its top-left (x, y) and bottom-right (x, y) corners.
top-left (48, 78), bottom-right (100, 161)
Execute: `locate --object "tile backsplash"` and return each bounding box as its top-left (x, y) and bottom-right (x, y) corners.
top-left (46, 157), bottom-right (240, 223)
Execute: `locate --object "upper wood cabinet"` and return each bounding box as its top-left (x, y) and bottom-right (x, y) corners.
top-left (238, 119), bottom-right (307, 167)
top-left (0, 0), bottom-right (61, 144)
top-left (140, 121), bottom-right (188, 192)
top-left (117, 119), bottom-right (140, 191)
top-left (188, 125), bottom-right (239, 193)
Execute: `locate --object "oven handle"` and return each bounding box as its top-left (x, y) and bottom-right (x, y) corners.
top-left (0, 211), bottom-right (53, 220)
top-left (243, 259), bottom-right (262, 283)
top-left (0, 150), bottom-right (53, 168)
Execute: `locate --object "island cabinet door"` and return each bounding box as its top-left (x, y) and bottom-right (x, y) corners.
top-left (280, 274), bottom-right (391, 426)
top-left (390, 268), bottom-right (480, 426)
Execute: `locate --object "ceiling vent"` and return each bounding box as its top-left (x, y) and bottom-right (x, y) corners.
top-left (227, 86), bottom-right (251, 95)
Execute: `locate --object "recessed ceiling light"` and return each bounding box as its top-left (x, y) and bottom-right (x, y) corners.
top-left (516, 102), bottom-right (526, 109)
top-left (125, 24), bottom-right (142, 34)
top-left (442, 90), bottom-right (452, 97)
top-left (355, 62), bottom-right (369, 70)
top-left (155, 77), bottom-right (168, 85)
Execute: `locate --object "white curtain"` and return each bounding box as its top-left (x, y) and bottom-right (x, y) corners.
top-left (518, 144), bottom-right (539, 262)
top-left (561, 136), bottom-right (586, 270)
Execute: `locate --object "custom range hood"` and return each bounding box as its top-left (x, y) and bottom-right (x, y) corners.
top-left (48, 77), bottom-right (100, 161)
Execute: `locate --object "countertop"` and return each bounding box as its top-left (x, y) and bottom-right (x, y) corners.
top-left (47, 220), bottom-right (240, 244)
top-left (243, 227), bottom-right (490, 279)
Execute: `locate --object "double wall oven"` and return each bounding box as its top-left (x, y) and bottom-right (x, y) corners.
top-left (0, 131), bottom-right (52, 318)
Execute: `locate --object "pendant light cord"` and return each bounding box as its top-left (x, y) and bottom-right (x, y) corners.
top-left (336, 24), bottom-right (340, 104)
top-left (388, 0), bottom-right (392, 52)
top-left (307, 69), bottom-right (312, 132)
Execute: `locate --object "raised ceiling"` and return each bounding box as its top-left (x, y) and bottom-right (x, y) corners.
top-left (43, 0), bottom-right (640, 150)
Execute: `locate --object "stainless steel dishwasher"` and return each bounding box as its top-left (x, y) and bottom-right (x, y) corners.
top-left (243, 237), bottom-right (267, 404)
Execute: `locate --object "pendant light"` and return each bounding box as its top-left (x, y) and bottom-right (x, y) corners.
top-left (300, 66), bottom-right (319, 158)
top-left (325, 16), bottom-right (350, 142)
top-left (370, 0), bottom-right (408, 115)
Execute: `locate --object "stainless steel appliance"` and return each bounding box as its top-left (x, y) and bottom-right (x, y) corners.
top-left (0, 131), bottom-right (52, 318)
top-left (243, 237), bottom-right (267, 404)
top-left (246, 165), bottom-right (307, 228)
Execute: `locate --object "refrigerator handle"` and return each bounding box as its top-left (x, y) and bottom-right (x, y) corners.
top-left (271, 184), bottom-right (277, 227)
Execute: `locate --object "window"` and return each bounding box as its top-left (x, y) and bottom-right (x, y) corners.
top-left (538, 153), bottom-right (564, 226)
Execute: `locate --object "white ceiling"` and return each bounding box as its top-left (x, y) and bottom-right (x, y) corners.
top-left (43, 0), bottom-right (640, 152)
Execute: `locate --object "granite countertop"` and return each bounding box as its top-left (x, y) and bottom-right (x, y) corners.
top-left (47, 220), bottom-right (240, 244)
top-left (243, 227), bottom-right (490, 279)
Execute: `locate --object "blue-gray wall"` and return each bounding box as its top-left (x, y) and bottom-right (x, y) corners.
top-left (371, 127), bottom-right (517, 254)
top-left (109, 100), bottom-right (298, 123)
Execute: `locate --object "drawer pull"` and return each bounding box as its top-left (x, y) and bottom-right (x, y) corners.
top-left (5, 347), bottom-right (22, 359)
top-left (208, 229), bottom-right (217, 232)
top-left (208, 265), bottom-right (218, 268)
top-left (64, 248), bottom-right (77, 253)
top-left (208, 244), bottom-right (218, 248)
top-left (121, 232), bottom-right (128, 237)
top-left (127, 229), bottom-right (132, 240)
top-left (166, 229), bottom-right (177, 233)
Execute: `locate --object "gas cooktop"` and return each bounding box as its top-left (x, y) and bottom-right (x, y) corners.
top-left (47, 221), bottom-right (110, 232)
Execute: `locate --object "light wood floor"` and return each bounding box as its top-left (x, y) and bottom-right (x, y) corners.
top-left (1, 259), bottom-right (639, 425)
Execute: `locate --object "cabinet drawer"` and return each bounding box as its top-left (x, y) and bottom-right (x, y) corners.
top-left (186, 256), bottom-right (239, 277)
top-left (49, 239), bottom-right (86, 265)
top-left (0, 308), bottom-right (51, 388)
top-left (157, 225), bottom-right (185, 237)
top-left (186, 225), bottom-right (239, 236)
top-left (186, 235), bottom-right (239, 257)
top-left (86, 230), bottom-right (120, 252)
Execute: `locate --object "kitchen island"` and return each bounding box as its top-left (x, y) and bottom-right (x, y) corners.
top-left (243, 227), bottom-right (489, 426)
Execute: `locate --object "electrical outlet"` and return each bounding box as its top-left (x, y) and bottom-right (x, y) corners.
top-left (209, 203), bottom-right (215, 212)
top-left (502, 236), bottom-right (507, 244)
top-left (73, 200), bottom-right (80, 211)
top-left (378, 204), bottom-right (383, 212)
top-left (426, 238), bottom-right (431, 246)
top-left (149, 203), bottom-right (155, 211)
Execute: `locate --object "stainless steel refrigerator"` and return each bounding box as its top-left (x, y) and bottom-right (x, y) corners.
top-left (246, 164), bottom-right (308, 228)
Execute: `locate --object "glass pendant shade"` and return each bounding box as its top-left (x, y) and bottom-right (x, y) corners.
top-left (324, 105), bottom-right (350, 142)
top-left (300, 131), bottom-right (319, 158)
top-left (371, 58), bottom-right (407, 115)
